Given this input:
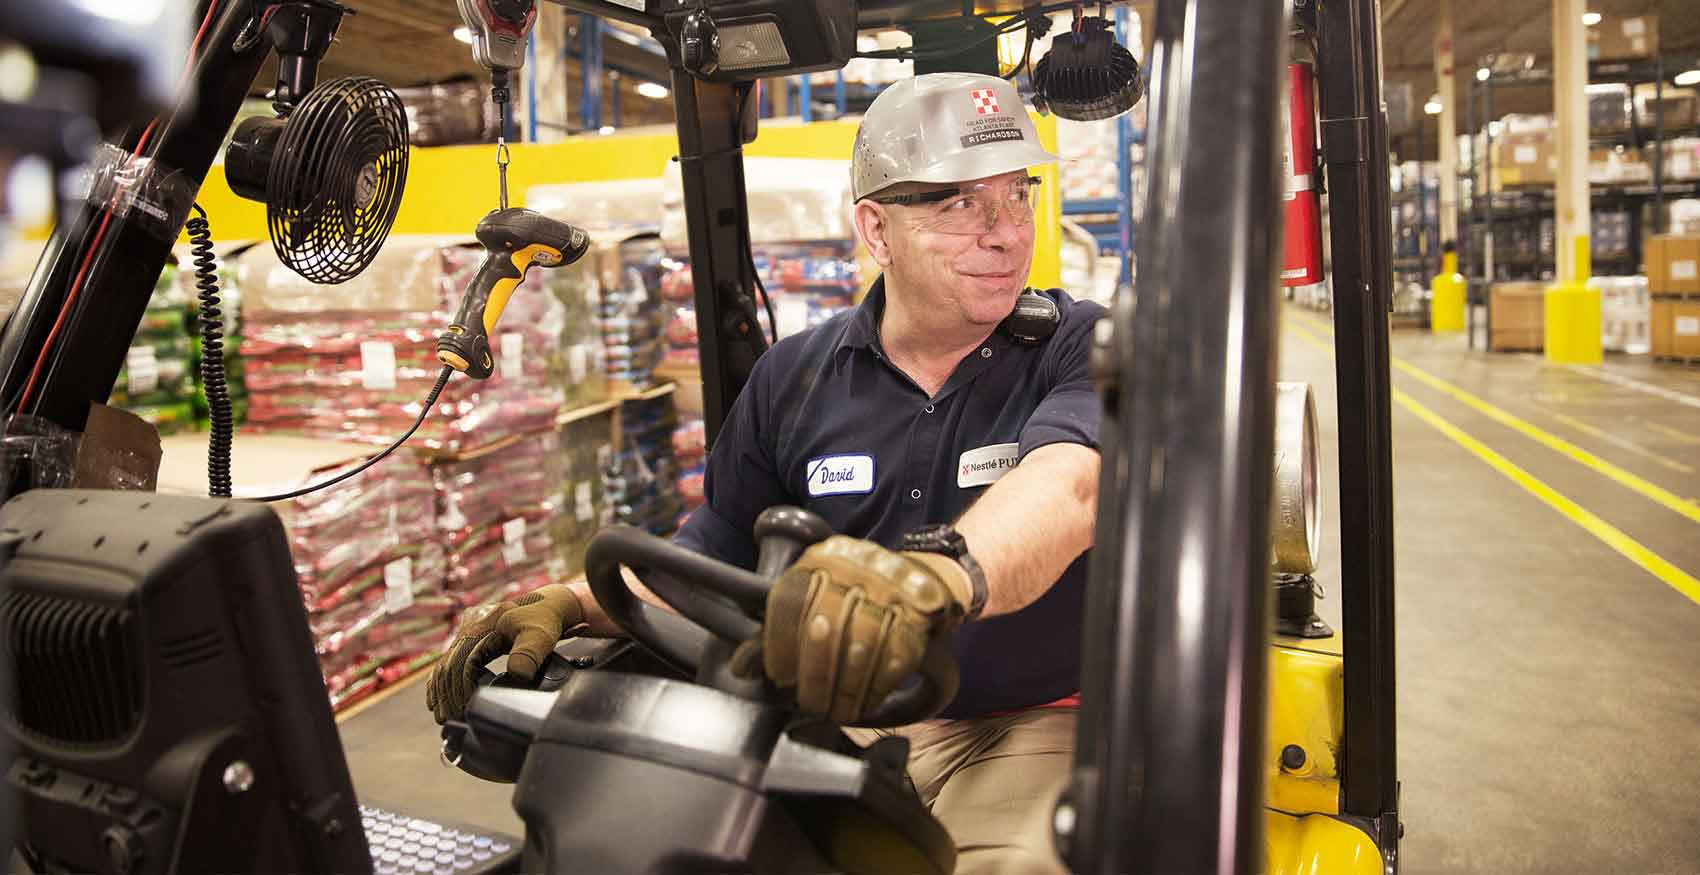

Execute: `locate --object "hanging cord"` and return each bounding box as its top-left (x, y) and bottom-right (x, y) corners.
top-left (1003, 11), bottom-right (1052, 80)
top-left (186, 204), bottom-right (234, 497)
top-left (247, 367), bottom-right (453, 503)
top-left (746, 242), bottom-right (778, 346)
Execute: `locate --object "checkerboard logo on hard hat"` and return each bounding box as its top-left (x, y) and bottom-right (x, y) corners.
top-left (970, 88), bottom-right (1001, 115)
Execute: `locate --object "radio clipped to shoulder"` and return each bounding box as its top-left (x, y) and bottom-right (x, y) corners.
top-left (1000, 288), bottom-right (1062, 345)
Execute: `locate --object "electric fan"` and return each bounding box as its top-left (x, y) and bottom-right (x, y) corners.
top-left (224, 76), bottom-right (409, 284)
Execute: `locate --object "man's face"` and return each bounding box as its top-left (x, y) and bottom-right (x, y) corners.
top-left (877, 170), bottom-right (1037, 328)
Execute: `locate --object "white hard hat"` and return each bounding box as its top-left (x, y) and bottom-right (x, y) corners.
top-left (851, 73), bottom-right (1060, 202)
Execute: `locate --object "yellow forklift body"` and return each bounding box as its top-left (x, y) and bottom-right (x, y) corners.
top-left (1264, 809), bottom-right (1383, 875)
top-left (1267, 636), bottom-right (1344, 816)
top-left (1265, 633), bottom-right (1385, 872)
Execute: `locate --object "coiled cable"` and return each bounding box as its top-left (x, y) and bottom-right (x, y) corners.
top-left (187, 204), bottom-right (233, 498)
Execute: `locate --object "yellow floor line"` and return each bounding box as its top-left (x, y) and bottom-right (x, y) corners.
top-left (1285, 325), bottom-right (1700, 606)
top-left (1285, 312), bottom-right (1700, 526)
top-left (1542, 410), bottom-right (1696, 475)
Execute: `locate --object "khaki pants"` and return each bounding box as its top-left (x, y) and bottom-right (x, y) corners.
top-left (844, 707), bottom-right (1075, 875)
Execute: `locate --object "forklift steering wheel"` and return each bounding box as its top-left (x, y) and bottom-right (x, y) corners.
top-left (583, 507), bottom-right (958, 728)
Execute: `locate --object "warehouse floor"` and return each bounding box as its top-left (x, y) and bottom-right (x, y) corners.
top-left (337, 304), bottom-right (1700, 874)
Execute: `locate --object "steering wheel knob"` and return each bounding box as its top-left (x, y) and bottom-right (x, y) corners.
top-left (753, 506), bottom-right (835, 579)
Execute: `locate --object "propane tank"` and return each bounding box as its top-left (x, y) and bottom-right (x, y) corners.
top-left (1281, 61), bottom-right (1323, 288)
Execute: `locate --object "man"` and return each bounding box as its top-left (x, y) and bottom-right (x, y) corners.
top-left (428, 72), bottom-right (1104, 873)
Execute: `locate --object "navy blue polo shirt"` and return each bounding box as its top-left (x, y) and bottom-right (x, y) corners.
top-left (675, 277), bottom-right (1106, 719)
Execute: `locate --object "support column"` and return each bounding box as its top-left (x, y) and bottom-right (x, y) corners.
top-left (1434, 0), bottom-right (1459, 245)
top-left (1546, 0), bottom-right (1601, 362)
top-left (525, 2), bottom-right (571, 142)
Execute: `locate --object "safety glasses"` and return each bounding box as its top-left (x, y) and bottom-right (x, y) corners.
top-left (869, 175), bottom-right (1043, 235)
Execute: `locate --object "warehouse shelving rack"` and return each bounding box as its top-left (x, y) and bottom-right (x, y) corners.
top-left (1461, 50), bottom-right (1700, 349)
top-left (1059, 5), bottom-right (1142, 290)
top-left (1389, 114), bottom-right (1441, 330)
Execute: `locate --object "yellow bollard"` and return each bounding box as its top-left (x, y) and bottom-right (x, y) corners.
top-left (1545, 235), bottom-right (1602, 364)
top-left (1430, 247), bottom-right (1466, 333)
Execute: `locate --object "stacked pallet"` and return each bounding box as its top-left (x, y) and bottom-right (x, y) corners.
top-left (1646, 234), bottom-right (1700, 363)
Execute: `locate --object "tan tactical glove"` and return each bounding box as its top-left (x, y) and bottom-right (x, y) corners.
top-left (754, 536), bottom-right (967, 724)
top-left (426, 583), bottom-right (585, 724)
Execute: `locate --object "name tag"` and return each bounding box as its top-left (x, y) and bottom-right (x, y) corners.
top-left (806, 454), bottom-right (875, 497)
top-left (958, 443), bottom-right (1020, 488)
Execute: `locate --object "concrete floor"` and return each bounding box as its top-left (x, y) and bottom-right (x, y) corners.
top-left (339, 304), bottom-right (1700, 873)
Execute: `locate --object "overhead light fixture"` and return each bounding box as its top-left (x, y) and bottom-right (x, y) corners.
top-left (666, 2), bottom-right (855, 81)
top-left (1676, 69), bottom-right (1700, 87)
top-left (453, 26), bottom-right (473, 45)
top-left (1031, 14), bottom-right (1144, 121)
top-left (1424, 98), bottom-right (1443, 115)
top-left (1476, 67), bottom-right (1491, 81)
top-left (1582, 11), bottom-right (1602, 26)
top-left (636, 81), bottom-right (670, 100)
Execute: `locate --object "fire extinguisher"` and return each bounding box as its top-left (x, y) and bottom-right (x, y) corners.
top-left (1282, 60), bottom-right (1324, 288)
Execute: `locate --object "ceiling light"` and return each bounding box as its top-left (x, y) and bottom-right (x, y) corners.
top-left (1676, 70), bottom-right (1700, 87)
top-left (0, 44), bottom-right (37, 103)
top-left (453, 26), bottom-right (473, 45)
top-left (1424, 99), bottom-right (1443, 115)
top-left (6, 154), bottom-right (54, 228)
top-left (1476, 67), bottom-right (1491, 81)
top-left (636, 81), bottom-right (669, 100)
top-left (1582, 11), bottom-right (1602, 26)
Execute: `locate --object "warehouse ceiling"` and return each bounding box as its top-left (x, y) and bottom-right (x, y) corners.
top-left (295, 0), bottom-right (1700, 151)
top-left (260, 0), bottom-right (677, 133)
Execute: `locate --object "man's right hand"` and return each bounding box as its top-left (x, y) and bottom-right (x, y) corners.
top-left (426, 583), bottom-right (586, 724)
top-left (754, 536), bottom-right (965, 724)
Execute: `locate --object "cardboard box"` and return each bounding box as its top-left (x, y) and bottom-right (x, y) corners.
top-left (1490, 282), bottom-right (1546, 351)
top-left (1589, 14), bottom-right (1658, 61)
top-left (1651, 299), bottom-right (1700, 358)
top-left (1589, 146), bottom-right (1650, 185)
top-left (1635, 87), bottom-right (1698, 130)
top-left (1492, 132), bottom-right (1556, 188)
top-left (1661, 138), bottom-right (1700, 181)
top-left (1646, 234), bottom-right (1700, 295)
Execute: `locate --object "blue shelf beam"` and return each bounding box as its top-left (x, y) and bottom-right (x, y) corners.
top-left (526, 36), bottom-right (538, 141)
top-left (580, 14), bottom-right (604, 131)
top-left (1114, 5), bottom-right (1134, 288)
top-left (1063, 199), bottom-right (1123, 215)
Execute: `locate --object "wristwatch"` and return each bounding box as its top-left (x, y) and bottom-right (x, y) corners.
top-left (900, 524), bottom-right (989, 621)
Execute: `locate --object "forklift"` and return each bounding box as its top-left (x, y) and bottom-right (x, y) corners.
top-left (0, 0), bottom-right (1401, 871)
